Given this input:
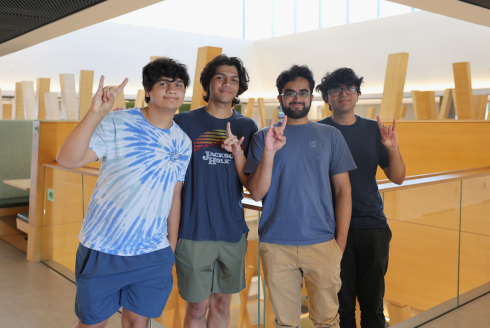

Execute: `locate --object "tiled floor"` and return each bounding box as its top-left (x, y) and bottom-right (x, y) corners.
top-left (419, 293), bottom-right (490, 328)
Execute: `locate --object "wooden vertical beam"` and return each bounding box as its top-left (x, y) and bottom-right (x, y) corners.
top-left (60, 74), bottom-right (78, 120)
top-left (3, 104), bottom-right (12, 119)
top-left (22, 81), bottom-right (36, 119)
top-left (190, 46), bottom-right (223, 110)
top-left (473, 95), bottom-right (488, 120)
top-left (379, 52), bottom-right (409, 120)
top-left (44, 93), bottom-right (60, 120)
top-left (0, 88), bottom-right (2, 119)
top-left (257, 98), bottom-right (267, 128)
top-left (245, 98), bottom-right (254, 118)
top-left (272, 108), bottom-right (280, 123)
top-left (366, 106), bottom-right (377, 120)
top-left (36, 78), bottom-right (50, 120)
top-left (438, 89), bottom-right (453, 120)
top-left (150, 56), bottom-right (161, 62)
top-left (15, 82), bottom-right (24, 119)
top-left (135, 89), bottom-right (146, 108)
top-left (453, 62), bottom-right (474, 119)
top-left (79, 70), bottom-right (94, 120)
top-left (400, 106), bottom-right (408, 119)
top-left (412, 91), bottom-right (437, 120)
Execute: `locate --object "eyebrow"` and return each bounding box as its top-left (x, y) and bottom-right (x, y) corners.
top-left (284, 89), bottom-right (310, 92)
top-left (157, 78), bottom-right (185, 83)
top-left (216, 72), bottom-right (239, 78)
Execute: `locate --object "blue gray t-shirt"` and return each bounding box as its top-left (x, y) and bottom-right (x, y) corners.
top-left (174, 107), bottom-right (258, 242)
top-left (319, 115), bottom-right (389, 229)
top-left (244, 121), bottom-right (357, 246)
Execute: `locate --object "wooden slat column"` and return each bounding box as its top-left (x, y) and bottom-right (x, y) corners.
top-left (135, 90), bottom-right (146, 108)
top-left (438, 89), bottom-right (453, 120)
top-left (78, 70), bottom-right (94, 119)
top-left (60, 74), bottom-right (78, 119)
top-left (379, 53), bottom-right (409, 120)
top-left (15, 82), bottom-right (24, 119)
top-left (366, 106), bottom-right (377, 120)
top-left (473, 95), bottom-right (488, 120)
top-left (190, 46), bottom-right (222, 110)
top-left (36, 78), bottom-right (50, 120)
top-left (453, 62), bottom-right (474, 119)
top-left (22, 81), bottom-right (36, 119)
top-left (411, 91), bottom-right (437, 120)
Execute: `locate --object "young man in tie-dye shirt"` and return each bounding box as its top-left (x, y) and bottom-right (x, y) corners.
top-left (57, 58), bottom-right (192, 328)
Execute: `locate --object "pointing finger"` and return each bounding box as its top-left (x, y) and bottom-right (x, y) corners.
top-left (280, 116), bottom-right (288, 132)
top-left (269, 119), bottom-right (275, 129)
top-left (237, 136), bottom-right (244, 147)
top-left (96, 75), bottom-right (105, 96)
top-left (113, 78), bottom-right (128, 99)
top-left (226, 122), bottom-right (232, 137)
top-left (392, 119), bottom-right (396, 132)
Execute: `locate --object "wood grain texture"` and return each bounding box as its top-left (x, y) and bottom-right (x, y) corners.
top-left (15, 82), bottom-right (24, 119)
top-left (22, 81), bottom-right (36, 119)
top-left (411, 90), bottom-right (437, 120)
top-left (60, 74), bottom-right (78, 119)
top-left (36, 78), bottom-right (50, 120)
top-left (379, 53), bottom-right (409, 120)
top-left (190, 46), bottom-right (222, 110)
top-left (473, 94), bottom-right (488, 120)
top-left (438, 89), bottom-right (453, 120)
top-left (2, 104), bottom-right (12, 120)
top-left (44, 92), bottom-right (60, 119)
top-left (257, 98), bottom-right (267, 128)
top-left (78, 70), bottom-right (94, 119)
top-left (453, 62), bottom-right (474, 119)
top-left (245, 98), bottom-right (254, 118)
top-left (400, 106), bottom-right (407, 120)
top-left (134, 89), bottom-right (146, 108)
top-left (272, 108), bottom-right (279, 123)
top-left (366, 106), bottom-right (377, 120)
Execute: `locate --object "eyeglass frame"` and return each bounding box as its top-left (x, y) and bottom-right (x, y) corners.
top-left (327, 86), bottom-right (358, 97)
top-left (279, 91), bottom-right (312, 98)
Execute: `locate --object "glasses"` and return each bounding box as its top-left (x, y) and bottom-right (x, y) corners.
top-left (280, 91), bottom-right (311, 98)
top-left (328, 87), bottom-right (357, 96)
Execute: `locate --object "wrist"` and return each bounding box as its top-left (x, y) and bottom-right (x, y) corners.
top-left (233, 149), bottom-right (245, 158)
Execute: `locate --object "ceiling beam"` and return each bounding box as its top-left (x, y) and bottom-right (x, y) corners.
top-left (0, 0), bottom-right (164, 57)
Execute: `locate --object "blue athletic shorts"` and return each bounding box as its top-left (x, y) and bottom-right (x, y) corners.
top-left (74, 243), bottom-right (174, 325)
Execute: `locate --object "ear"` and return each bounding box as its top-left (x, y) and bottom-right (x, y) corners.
top-left (277, 95), bottom-right (282, 105)
top-left (323, 96), bottom-right (330, 106)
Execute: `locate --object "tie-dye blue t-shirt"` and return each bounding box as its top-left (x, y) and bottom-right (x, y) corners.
top-left (79, 108), bottom-right (192, 256)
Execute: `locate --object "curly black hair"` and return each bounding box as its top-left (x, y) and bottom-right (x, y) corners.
top-left (142, 57), bottom-right (190, 104)
top-left (276, 65), bottom-right (315, 95)
top-left (315, 68), bottom-right (364, 104)
top-left (200, 54), bottom-right (249, 107)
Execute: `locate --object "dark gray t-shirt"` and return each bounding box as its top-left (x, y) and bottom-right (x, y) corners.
top-left (244, 121), bottom-right (357, 246)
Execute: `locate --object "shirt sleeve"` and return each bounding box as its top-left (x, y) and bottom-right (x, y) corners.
top-left (329, 129), bottom-right (357, 176)
top-left (88, 115), bottom-right (116, 161)
top-left (244, 129), bottom-right (266, 175)
top-left (177, 136), bottom-right (192, 182)
top-left (244, 120), bottom-right (259, 158)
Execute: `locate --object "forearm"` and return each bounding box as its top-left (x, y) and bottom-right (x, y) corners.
top-left (335, 188), bottom-right (352, 251)
top-left (57, 111), bottom-right (104, 168)
top-left (167, 195), bottom-right (181, 252)
top-left (386, 147), bottom-right (406, 184)
top-left (246, 150), bottom-right (275, 201)
top-left (233, 151), bottom-right (248, 187)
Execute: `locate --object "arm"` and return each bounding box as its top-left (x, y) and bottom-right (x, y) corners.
top-left (246, 117), bottom-right (287, 201)
top-left (331, 171), bottom-right (352, 254)
top-left (167, 182), bottom-right (183, 252)
top-left (377, 116), bottom-right (406, 185)
top-left (56, 76), bottom-right (128, 169)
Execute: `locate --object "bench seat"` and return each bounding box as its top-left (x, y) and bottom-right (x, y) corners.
top-left (17, 212), bottom-right (29, 223)
top-left (0, 197), bottom-right (30, 209)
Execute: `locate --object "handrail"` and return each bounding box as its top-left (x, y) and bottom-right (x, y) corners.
top-left (42, 162), bottom-right (490, 210)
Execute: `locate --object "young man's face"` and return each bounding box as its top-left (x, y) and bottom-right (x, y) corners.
top-left (326, 85), bottom-right (359, 114)
top-left (277, 77), bottom-right (314, 119)
top-left (208, 65), bottom-right (240, 105)
top-left (147, 76), bottom-right (186, 111)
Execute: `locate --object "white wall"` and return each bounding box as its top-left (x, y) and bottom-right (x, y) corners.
top-left (0, 11), bottom-right (489, 99)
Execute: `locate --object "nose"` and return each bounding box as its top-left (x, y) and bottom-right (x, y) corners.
top-left (167, 84), bottom-right (177, 93)
top-left (292, 93), bottom-right (301, 101)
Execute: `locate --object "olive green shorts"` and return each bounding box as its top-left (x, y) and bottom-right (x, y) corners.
top-left (175, 233), bottom-right (248, 303)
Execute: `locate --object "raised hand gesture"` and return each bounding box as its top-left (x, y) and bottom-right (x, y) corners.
top-left (90, 76), bottom-right (128, 116)
top-left (377, 116), bottom-right (398, 149)
top-left (222, 122), bottom-right (245, 157)
top-left (264, 116), bottom-right (287, 153)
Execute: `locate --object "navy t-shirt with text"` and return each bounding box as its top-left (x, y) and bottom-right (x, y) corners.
top-left (319, 115), bottom-right (389, 229)
top-left (174, 106), bottom-right (258, 242)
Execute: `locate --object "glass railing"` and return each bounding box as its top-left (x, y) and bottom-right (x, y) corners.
top-left (39, 164), bottom-right (490, 327)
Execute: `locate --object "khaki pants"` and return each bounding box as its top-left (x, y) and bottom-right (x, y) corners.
top-left (259, 239), bottom-right (342, 328)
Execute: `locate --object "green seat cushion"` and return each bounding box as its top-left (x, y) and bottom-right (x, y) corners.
top-left (0, 197), bottom-right (29, 209)
top-left (17, 212), bottom-right (29, 223)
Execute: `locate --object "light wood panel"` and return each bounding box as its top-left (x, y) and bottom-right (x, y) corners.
top-left (22, 81), bottom-right (36, 119)
top-left (2, 104), bottom-right (12, 120)
top-left (272, 108), bottom-right (279, 123)
top-left (400, 106), bottom-right (407, 119)
top-left (438, 88), bottom-right (453, 120)
top-left (245, 98), bottom-right (254, 118)
top-left (190, 46), bottom-right (222, 110)
top-left (15, 82), bottom-right (24, 119)
top-left (257, 98), bottom-right (267, 128)
top-left (150, 56), bottom-right (160, 62)
top-left (379, 52), bottom-right (409, 120)
top-left (473, 94), bottom-right (488, 120)
top-left (366, 106), bottom-right (377, 120)
top-left (60, 73), bottom-right (78, 119)
top-left (0, 87), bottom-right (2, 119)
top-left (411, 90), bottom-right (437, 120)
top-left (135, 89), bottom-right (146, 108)
top-left (453, 62), bottom-right (474, 119)
top-left (44, 92), bottom-right (60, 119)
top-left (36, 78), bottom-right (50, 120)
top-left (78, 70), bottom-right (94, 119)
